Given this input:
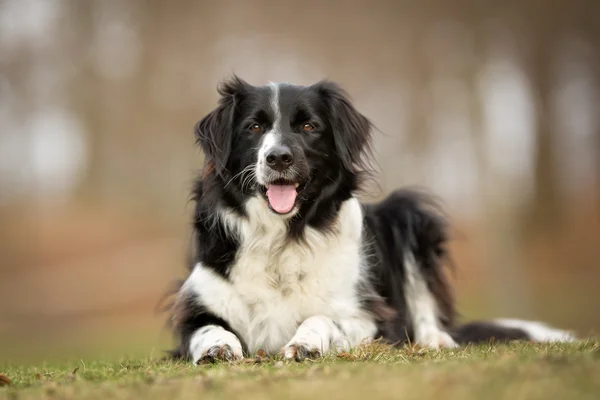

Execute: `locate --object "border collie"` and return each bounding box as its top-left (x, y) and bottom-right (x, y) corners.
top-left (169, 77), bottom-right (575, 363)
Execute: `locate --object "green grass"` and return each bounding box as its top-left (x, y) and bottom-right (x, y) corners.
top-left (2, 341), bottom-right (599, 400)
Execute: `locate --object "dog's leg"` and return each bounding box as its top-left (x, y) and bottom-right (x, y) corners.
top-left (404, 251), bottom-right (457, 349)
top-left (282, 315), bottom-right (377, 361)
top-left (172, 294), bottom-right (245, 364)
top-left (171, 264), bottom-right (247, 364)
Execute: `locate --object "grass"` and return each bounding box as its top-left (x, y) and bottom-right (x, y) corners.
top-left (1, 341), bottom-right (599, 400)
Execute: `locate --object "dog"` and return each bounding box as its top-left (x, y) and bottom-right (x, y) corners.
top-left (168, 76), bottom-right (575, 363)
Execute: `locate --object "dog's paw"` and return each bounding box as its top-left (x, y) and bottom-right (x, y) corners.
top-left (415, 329), bottom-right (458, 350)
top-left (198, 344), bottom-right (241, 363)
top-left (282, 342), bottom-right (322, 362)
top-left (190, 326), bottom-right (244, 364)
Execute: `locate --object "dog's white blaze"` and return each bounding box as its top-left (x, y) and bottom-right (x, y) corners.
top-left (182, 196), bottom-right (376, 355)
top-left (493, 319), bottom-right (576, 342)
top-left (268, 81), bottom-right (281, 127)
top-left (189, 325), bottom-right (244, 363)
top-left (403, 252), bottom-right (458, 349)
top-left (256, 82), bottom-right (283, 186)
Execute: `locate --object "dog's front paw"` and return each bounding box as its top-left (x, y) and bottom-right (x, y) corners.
top-left (199, 344), bottom-right (242, 363)
top-left (415, 329), bottom-right (458, 350)
top-left (190, 326), bottom-right (244, 364)
top-left (282, 342), bottom-right (322, 362)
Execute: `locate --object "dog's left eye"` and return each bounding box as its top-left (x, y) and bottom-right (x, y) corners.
top-left (302, 123), bottom-right (314, 132)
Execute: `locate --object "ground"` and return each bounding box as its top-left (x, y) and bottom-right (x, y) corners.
top-left (1, 341), bottom-right (599, 400)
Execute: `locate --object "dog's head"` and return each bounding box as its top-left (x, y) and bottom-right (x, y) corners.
top-left (195, 76), bottom-right (373, 216)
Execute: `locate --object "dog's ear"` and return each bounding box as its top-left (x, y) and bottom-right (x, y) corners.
top-left (195, 76), bottom-right (249, 178)
top-left (316, 81), bottom-right (373, 172)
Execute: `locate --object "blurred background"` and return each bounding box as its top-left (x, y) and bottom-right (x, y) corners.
top-left (1, 0), bottom-right (598, 362)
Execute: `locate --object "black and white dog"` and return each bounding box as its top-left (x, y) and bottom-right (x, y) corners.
top-left (169, 77), bottom-right (575, 363)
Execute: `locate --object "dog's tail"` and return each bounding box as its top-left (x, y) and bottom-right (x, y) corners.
top-left (451, 319), bottom-right (576, 344)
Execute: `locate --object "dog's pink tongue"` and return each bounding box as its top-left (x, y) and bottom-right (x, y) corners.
top-left (266, 184), bottom-right (297, 214)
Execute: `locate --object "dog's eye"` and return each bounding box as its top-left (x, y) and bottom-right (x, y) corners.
top-left (302, 123), bottom-right (314, 132)
top-left (249, 123), bottom-right (262, 133)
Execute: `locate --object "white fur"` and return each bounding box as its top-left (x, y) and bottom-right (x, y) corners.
top-left (256, 130), bottom-right (279, 186)
top-left (404, 252), bottom-right (458, 349)
top-left (182, 196), bottom-right (376, 356)
top-left (493, 319), bottom-right (576, 343)
top-left (189, 325), bottom-right (244, 363)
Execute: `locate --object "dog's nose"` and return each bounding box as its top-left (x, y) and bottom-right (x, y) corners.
top-left (265, 145), bottom-right (294, 171)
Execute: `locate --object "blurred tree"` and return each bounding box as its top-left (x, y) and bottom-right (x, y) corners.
top-left (527, 2), bottom-right (562, 232)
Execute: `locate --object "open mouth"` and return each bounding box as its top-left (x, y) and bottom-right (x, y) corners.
top-left (260, 178), bottom-right (307, 215)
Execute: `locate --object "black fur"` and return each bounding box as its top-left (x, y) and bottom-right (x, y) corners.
top-left (363, 189), bottom-right (456, 344)
top-left (190, 179), bottom-right (239, 279)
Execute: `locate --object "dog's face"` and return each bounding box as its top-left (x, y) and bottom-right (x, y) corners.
top-left (195, 77), bottom-right (372, 216)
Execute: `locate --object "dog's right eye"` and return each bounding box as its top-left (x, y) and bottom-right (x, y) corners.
top-left (249, 123), bottom-right (262, 133)
top-left (302, 123), bottom-right (315, 132)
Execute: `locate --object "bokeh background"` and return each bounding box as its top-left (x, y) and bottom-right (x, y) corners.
top-left (1, 0), bottom-right (599, 362)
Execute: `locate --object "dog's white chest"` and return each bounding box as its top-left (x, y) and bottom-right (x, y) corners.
top-left (221, 197), bottom-right (365, 354)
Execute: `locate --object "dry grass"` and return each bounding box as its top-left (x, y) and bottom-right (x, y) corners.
top-left (2, 340), bottom-right (599, 400)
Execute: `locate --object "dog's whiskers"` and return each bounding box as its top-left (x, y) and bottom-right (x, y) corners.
top-left (241, 169), bottom-right (257, 192)
top-left (224, 163), bottom-right (256, 189)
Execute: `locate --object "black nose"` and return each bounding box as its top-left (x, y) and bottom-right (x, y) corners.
top-left (265, 145), bottom-right (294, 171)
